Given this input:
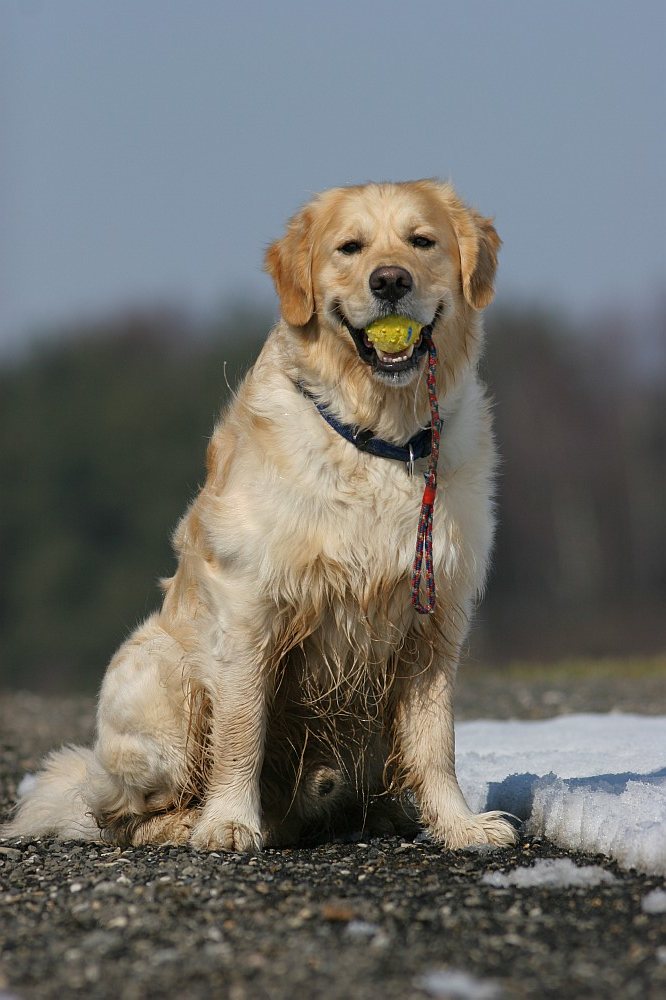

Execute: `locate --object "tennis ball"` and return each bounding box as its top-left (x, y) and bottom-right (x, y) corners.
top-left (365, 315), bottom-right (423, 354)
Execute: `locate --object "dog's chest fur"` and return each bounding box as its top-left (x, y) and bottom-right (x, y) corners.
top-left (265, 439), bottom-right (480, 683)
top-left (260, 379), bottom-right (491, 617)
top-left (194, 366), bottom-right (494, 703)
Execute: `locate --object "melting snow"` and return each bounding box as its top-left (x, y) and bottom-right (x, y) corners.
top-left (17, 773), bottom-right (37, 797)
top-left (456, 714), bottom-right (666, 874)
top-left (416, 969), bottom-right (502, 999)
top-left (642, 889), bottom-right (666, 914)
top-left (481, 857), bottom-right (616, 889)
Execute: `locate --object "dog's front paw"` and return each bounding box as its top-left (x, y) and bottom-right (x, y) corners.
top-left (191, 806), bottom-right (263, 853)
top-left (430, 810), bottom-right (519, 850)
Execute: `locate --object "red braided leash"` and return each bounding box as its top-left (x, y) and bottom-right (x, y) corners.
top-left (410, 335), bottom-right (441, 615)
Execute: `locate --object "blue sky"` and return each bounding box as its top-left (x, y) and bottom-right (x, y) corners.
top-left (2, 0), bottom-right (665, 351)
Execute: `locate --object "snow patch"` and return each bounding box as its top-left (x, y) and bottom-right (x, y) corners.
top-left (345, 920), bottom-right (380, 940)
top-left (641, 889), bottom-right (666, 914)
top-left (416, 969), bottom-right (502, 999)
top-left (481, 858), bottom-right (616, 889)
top-left (17, 773), bottom-right (37, 797)
top-left (457, 714), bottom-right (666, 875)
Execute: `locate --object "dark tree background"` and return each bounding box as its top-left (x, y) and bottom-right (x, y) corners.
top-left (1, 301), bottom-right (664, 690)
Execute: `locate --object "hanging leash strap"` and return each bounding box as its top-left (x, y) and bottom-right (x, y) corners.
top-left (410, 335), bottom-right (441, 615)
top-left (295, 336), bottom-right (441, 615)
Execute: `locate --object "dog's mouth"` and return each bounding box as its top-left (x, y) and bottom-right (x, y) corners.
top-left (336, 305), bottom-right (441, 382)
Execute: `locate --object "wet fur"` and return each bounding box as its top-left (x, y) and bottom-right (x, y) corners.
top-left (3, 180), bottom-right (516, 851)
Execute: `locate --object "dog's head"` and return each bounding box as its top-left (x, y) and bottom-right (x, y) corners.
top-left (265, 180), bottom-right (500, 392)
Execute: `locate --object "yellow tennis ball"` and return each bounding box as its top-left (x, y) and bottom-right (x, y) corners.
top-left (365, 315), bottom-right (423, 353)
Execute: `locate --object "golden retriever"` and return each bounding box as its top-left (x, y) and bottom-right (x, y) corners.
top-left (3, 180), bottom-right (517, 852)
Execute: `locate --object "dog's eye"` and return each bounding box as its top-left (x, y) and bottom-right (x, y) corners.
top-left (410, 235), bottom-right (436, 249)
top-left (338, 240), bottom-right (363, 255)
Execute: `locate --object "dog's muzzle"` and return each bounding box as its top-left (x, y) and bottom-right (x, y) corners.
top-left (336, 306), bottom-right (440, 382)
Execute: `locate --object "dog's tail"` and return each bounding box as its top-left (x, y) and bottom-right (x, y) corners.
top-left (1, 745), bottom-right (100, 841)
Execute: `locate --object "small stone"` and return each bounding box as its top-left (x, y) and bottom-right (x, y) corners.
top-left (321, 902), bottom-right (355, 922)
top-left (92, 880), bottom-right (127, 896)
top-left (106, 916), bottom-right (128, 929)
top-left (0, 847), bottom-right (21, 862)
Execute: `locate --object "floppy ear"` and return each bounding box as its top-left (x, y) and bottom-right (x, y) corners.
top-left (437, 183), bottom-right (501, 310)
top-left (454, 208), bottom-right (501, 310)
top-left (264, 206), bottom-right (315, 327)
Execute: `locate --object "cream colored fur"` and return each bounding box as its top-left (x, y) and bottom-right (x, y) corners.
top-left (3, 180), bottom-right (516, 851)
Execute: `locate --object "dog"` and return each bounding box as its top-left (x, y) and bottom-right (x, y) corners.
top-left (3, 180), bottom-right (517, 852)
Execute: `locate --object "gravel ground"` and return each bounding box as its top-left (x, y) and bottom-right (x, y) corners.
top-left (1, 663), bottom-right (665, 999)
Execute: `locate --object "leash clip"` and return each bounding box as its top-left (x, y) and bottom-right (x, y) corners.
top-left (406, 443), bottom-right (415, 478)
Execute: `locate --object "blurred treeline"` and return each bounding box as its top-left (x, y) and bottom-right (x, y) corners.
top-left (1, 301), bottom-right (665, 691)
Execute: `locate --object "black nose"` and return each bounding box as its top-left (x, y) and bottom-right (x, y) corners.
top-left (369, 265), bottom-right (413, 302)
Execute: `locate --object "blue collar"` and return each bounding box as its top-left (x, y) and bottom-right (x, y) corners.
top-left (297, 381), bottom-right (432, 470)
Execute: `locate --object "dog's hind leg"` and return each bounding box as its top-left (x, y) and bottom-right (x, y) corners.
top-left (88, 613), bottom-right (200, 837)
top-left (104, 806), bottom-right (201, 847)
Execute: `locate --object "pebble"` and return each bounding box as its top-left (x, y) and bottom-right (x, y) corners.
top-left (91, 880), bottom-right (127, 896)
top-left (2, 691), bottom-right (665, 999)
